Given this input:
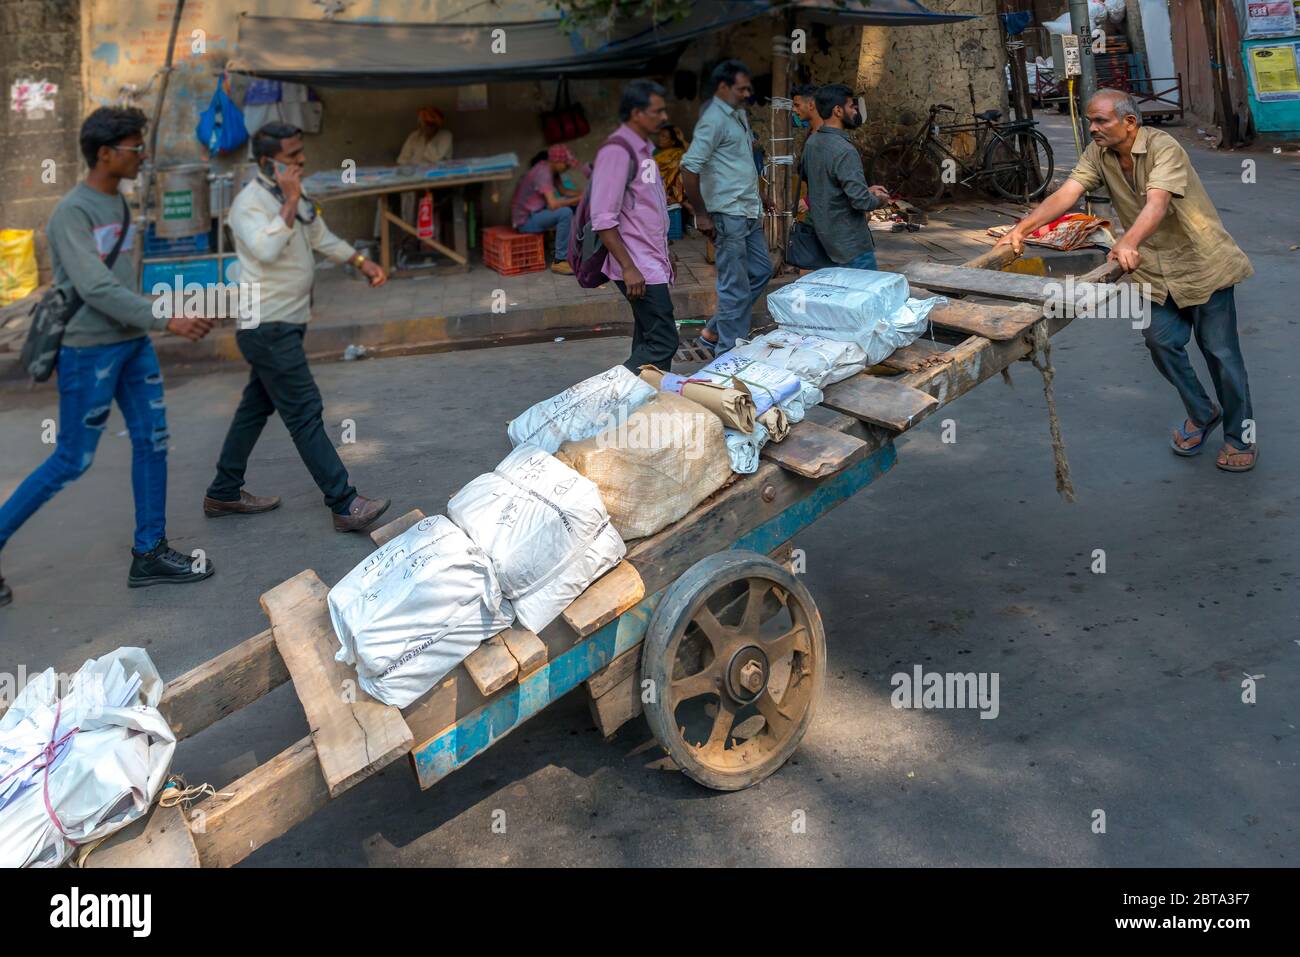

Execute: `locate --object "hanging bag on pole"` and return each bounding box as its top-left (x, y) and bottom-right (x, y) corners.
top-left (195, 73), bottom-right (248, 156)
top-left (541, 77), bottom-right (589, 144)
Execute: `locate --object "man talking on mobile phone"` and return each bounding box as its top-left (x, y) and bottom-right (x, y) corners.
top-left (203, 122), bottom-right (393, 533)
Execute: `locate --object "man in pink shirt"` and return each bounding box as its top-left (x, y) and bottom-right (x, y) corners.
top-left (590, 79), bottom-right (677, 371)
top-left (511, 144), bottom-right (580, 275)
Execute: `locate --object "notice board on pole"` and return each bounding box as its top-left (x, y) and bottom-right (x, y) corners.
top-left (1243, 36), bottom-right (1300, 134)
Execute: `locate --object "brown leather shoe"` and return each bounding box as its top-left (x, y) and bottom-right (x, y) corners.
top-left (333, 494), bottom-right (391, 533)
top-left (203, 491), bottom-right (282, 517)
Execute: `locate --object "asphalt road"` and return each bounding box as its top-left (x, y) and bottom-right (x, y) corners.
top-left (1, 132), bottom-right (1296, 867)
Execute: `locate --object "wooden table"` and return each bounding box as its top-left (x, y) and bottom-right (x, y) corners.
top-left (311, 167), bottom-right (516, 279)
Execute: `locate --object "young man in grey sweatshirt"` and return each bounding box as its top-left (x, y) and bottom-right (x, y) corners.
top-left (0, 107), bottom-right (216, 607)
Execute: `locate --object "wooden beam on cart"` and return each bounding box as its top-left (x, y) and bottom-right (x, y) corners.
top-left (261, 570), bottom-right (413, 798)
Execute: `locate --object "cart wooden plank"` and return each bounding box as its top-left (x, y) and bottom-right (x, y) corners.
top-left (587, 644), bottom-right (641, 699)
top-left (370, 508), bottom-right (426, 547)
top-left (464, 634), bottom-right (519, 696)
top-left (159, 628), bottom-right (287, 742)
top-left (190, 736), bottom-right (326, 869)
top-left (902, 261), bottom-right (1117, 310)
top-left (821, 373), bottom-right (940, 431)
top-left (588, 672), bottom-right (642, 738)
top-left (761, 419), bottom-right (869, 478)
top-left (561, 560), bottom-right (645, 637)
top-left (261, 570), bottom-right (413, 798)
top-left (878, 339), bottom-right (951, 373)
top-left (84, 804), bottom-right (200, 869)
top-left (500, 627), bottom-right (547, 677)
top-left (927, 299), bottom-right (1045, 341)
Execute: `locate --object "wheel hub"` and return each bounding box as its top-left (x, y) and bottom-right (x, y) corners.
top-left (725, 645), bottom-right (769, 704)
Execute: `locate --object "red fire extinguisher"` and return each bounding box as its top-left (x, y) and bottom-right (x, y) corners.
top-left (417, 192), bottom-right (434, 243)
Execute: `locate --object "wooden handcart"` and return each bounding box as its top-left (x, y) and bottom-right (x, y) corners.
top-left (85, 247), bottom-right (1125, 867)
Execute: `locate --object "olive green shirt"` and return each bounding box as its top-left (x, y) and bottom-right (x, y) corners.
top-left (1067, 127), bottom-right (1252, 307)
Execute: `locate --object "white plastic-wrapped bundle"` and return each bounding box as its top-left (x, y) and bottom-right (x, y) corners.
top-left (0, 648), bottom-right (175, 868)
top-left (448, 444), bottom-right (626, 632)
top-left (328, 515), bottom-right (514, 708)
top-left (724, 421), bottom-right (770, 474)
top-left (507, 365), bottom-right (656, 454)
top-left (729, 329), bottom-right (868, 388)
top-left (779, 380), bottom-right (824, 424)
top-left (697, 354), bottom-right (803, 416)
top-left (766, 268), bottom-right (945, 365)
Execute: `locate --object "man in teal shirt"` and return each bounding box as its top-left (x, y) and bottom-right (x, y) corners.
top-left (682, 59), bottom-right (773, 354)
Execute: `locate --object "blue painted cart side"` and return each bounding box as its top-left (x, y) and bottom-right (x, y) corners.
top-left (411, 441), bottom-right (898, 789)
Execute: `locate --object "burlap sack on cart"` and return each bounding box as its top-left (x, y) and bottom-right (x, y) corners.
top-left (448, 444), bottom-right (625, 632)
top-left (508, 364), bottom-right (656, 454)
top-left (555, 392), bottom-right (732, 540)
top-left (328, 515), bottom-right (514, 708)
top-left (639, 365), bottom-right (756, 433)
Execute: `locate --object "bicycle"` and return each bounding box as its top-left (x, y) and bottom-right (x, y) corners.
top-left (867, 104), bottom-right (1054, 206)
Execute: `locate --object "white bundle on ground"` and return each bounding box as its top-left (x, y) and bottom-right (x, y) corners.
top-left (697, 354), bottom-right (804, 416)
top-left (449, 444), bottom-right (626, 632)
top-left (766, 268), bottom-right (946, 364)
top-left (507, 365), bottom-right (656, 454)
top-left (729, 329), bottom-right (868, 388)
top-left (725, 421), bottom-right (770, 474)
top-left (555, 392), bottom-right (731, 540)
top-left (0, 648), bottom-right (175, 868)
top-left (328, 515), bottom-right (514, 707)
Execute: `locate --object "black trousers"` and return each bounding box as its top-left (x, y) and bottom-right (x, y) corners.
top-left (207, 322), bottom-right (356, 512)
top-left (615, 281), bottom-right (678, 373)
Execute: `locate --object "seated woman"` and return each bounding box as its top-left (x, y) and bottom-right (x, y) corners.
top-left (654, 124), bottom-right (694, 227)
top-left (510, 144), bottom-right (580, 275)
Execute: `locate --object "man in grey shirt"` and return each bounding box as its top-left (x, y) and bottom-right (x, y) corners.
top-left (802, 84), bottom-right (892, 270)
top-left (682, 59), bottom-right (773, 354)
top-left (0, 107), bottom-right (215, 606)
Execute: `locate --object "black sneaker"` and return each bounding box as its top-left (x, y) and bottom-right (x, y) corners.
top-left (128, 539), bottom-right (215, 588)
top-left (0, 565), bottom-right (11, 608)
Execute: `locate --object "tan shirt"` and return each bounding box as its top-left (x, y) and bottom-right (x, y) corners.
top-left (397, 128), bottom-right (453, 166)
top-left (1067, 127), bottom-right (1251, 307)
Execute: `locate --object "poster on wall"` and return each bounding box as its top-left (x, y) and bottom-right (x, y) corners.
top-left (1248, 42), bottom-right (1300, 100)
top-left (1245, 1), bottom-right (1297, 37)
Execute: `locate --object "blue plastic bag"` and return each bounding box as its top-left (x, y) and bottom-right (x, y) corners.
top-left (195, 75), bottom-right (248, 155)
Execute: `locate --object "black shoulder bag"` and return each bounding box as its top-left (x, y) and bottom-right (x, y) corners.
top-left (785, 135), bottom-right (835, 271)
top-left (20, 196), bottom-right (132, 383)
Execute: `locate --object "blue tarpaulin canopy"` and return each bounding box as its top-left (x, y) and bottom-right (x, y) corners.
top-left (227, 1), bottom-right (977, 88)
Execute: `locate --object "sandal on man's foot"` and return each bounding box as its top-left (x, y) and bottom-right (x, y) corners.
top-left (1170, 408), bottom-right (1221, 456)
top-left (1216, 443), bottom-right (1258, 473)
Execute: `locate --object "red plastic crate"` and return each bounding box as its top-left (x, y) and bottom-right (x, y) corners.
top-left (483, 226), bottom-right (546, 276)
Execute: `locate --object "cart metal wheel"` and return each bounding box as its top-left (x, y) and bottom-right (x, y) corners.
top-left (640, 550), bottom-right (826, 791)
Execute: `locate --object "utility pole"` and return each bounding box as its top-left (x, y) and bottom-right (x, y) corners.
top-left (1067, 0), bottom-right (1098, 142)
top-left (1199, 0), bottom-right (1239, 146)
top-left (998, 0), bottom-right (1035, 124)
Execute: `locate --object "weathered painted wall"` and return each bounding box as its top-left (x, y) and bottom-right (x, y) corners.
top-left (2, 0), bottom-right (84, 280)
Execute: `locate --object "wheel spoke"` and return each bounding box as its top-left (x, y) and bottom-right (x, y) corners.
top-left (764, 623), bottom-right (809, 661)
top-left (672, 665), bottom-right (721, 702)
top-left (700, 696), bottom-right (739, 754)
top-left (754, 689), bottom-right (794, 737)
top-left (692, 604), bottom-right (731, 656)
top-left (738, 579), bottom-right (770, 636)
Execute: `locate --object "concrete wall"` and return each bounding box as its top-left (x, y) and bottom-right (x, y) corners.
top-left (1, 0), bottom-right (83, 281)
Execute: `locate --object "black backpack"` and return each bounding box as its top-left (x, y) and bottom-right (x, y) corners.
top-left (20, 197), bottom-right (131, 383)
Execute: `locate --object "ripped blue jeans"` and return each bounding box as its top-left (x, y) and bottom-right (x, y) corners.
top-left (0, 337), bottom-right (169, 554)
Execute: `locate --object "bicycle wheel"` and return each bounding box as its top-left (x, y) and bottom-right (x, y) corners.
top-left (867, 141), bottom-right (946, 206)
top-left (984, 128), bottom-right (1054, 203)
